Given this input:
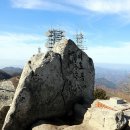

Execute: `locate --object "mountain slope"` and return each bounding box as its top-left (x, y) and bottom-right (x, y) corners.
top-left (2, 67), bottom-right (22, 76)
top-left (95, 78), bottom-right (117, 89)
top-left (95, 66), bottom-right (129, 85)
top-left (0, 70), bottom-right (11, 80)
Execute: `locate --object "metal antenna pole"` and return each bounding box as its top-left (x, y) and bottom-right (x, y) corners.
top-left (45, 29), bottom-right (65, 51)
top-left (75, 32), bottom-right (87, 50)
top-left (38, 47), bottom-right (41, 53)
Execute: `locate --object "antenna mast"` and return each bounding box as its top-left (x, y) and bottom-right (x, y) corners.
top-left (38, 47), bottom-right (41, 53)
top-left (75, 32), bottom-right (87, 50)
top-left (45, 29), bottom-right (65, 50)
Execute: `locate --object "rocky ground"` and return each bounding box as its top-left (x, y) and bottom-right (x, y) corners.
top-left (32, 99), bottom-right (130, 130)
top-left (32, 118), bottom-right (95, 130)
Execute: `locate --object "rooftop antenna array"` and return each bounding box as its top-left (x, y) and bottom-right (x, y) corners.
top-left (75, 32), bottom-right (87, 50)
top-left (45, 29), bottom-right (65, 50)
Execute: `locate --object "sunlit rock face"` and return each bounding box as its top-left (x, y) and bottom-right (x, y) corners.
top-left (2, 39), bottom-right (95, 130)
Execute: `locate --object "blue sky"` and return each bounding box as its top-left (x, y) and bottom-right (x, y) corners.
top-left (0, 0), bottom-right (130, 68)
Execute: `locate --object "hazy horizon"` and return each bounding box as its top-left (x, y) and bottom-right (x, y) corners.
top-left (0, 60), bottom-right (130, 71)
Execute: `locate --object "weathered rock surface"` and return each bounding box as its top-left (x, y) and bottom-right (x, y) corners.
top-left (84, 100), bottom-right (127, 130)
top-left (32, 120), bottom-right (69, 130)
top-left (124, 110), bottom-right (130, 129)
top-left (32, 120), bottom-right (93, 130)
top-left (0, 80), bottom-right (15, 130)
top-left (33, 124), bottom-right (68, 130)
top-left (2, 39), bottom-right (95, 130)
top-left (0, 80), bottom-right (15, 108)
top-left (0, 106), bottom-right (10, 130)
top-left (32, 99), bottom-right (127, 130)
top-left (10, 76), bottom-right (20, 89)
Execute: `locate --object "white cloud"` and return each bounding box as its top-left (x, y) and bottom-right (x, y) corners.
top-left (0, 33), bottom-right (43, 44)
top-left (11, 0), bottom-right (130, 15)
top-left (83, 0), bottom-right (130, 14)
top-left (12, 0), bottom-right (53, 9)
top-left (87, 43), bottom-right (130, 64)
top-left (0, 32), bottom-right (47, 67)
top-left (11, 0), bottom-right (78, 13)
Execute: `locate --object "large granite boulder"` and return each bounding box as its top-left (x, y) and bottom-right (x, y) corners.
top-left (2, 39), bottom-right (95, 130)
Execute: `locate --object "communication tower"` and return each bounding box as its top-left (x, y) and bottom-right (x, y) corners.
top-left (75, 33), bottom-right (87, 50)
top-left (45, 29), bottom-right (65, 50)
top-left (38, 47), bottom-right (41, 53)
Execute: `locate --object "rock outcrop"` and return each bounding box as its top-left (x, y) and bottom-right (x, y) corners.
top-left (32, 99), bottom-right (129, 130)
top-left (10, 76), bottom-right (20, 89)
top-left (2, 39), bottom-right (95, 130)
top-left (84, 100), bottom-right (127, 130)
top-left (0, 80), bottom-right (15, 108)
top-left (0, 80), bottom-right (15, 130)
top-left (33, 123), bottom-right (68, 130)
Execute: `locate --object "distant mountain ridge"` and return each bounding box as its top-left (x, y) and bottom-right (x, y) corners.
top-left (96, 63), bottom-right (130, 71)
top-left (0, 70), bottom-right (11, 80)
top-left (95, 77), bottom-right (117, 89)
top-left (95, 66), bottom-right (129, 85)
top-left (0, 65), bottom-right (129, 89)
top-left (2, 67), bottom-right (22, 76)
